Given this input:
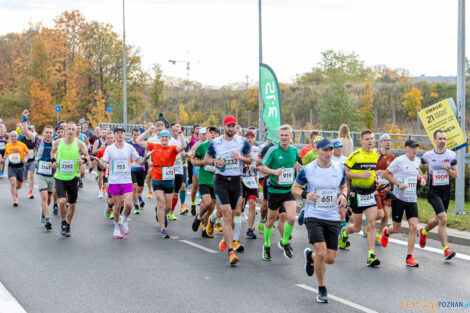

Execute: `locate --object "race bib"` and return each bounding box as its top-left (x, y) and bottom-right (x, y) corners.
top-left (204, 165), bottom-right (215, 172)
top-left (174, 159), bottom-right (182, 168)
top-left (242, 176), bottom-right (258, 189)
top-left (162, 166), bottom-right (175, 180)
top-left (8, 153), bottom-right (21, 164)
top-left (377, 175), bottom-right (389, 186)
top-left (0, 142), bottom-right (5, 150)
top-left (37, 161), bottom-right (52, 175)
top-left (111, 160), bottom-right (128, 174)
top-left (357, 192), bottom-right (376, 207)
top-left (314, 189), bottom-right (338, 209)
top-left (402, 176), bottom-right (417, 194)
top-left (278, 168), bottom-right (294, 185)
top-left (29, 151), bottom-right (35, 160)
top-left (432, 170), bottom-right (449, 186)
top-left (59, 160), bottom-right (75, 174)
top-left (225, 157), bottom-right (239, 170)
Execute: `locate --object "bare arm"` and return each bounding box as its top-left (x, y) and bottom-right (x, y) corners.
top-left (345, 166), bottom-right (371, 179)
top-left (176, 133), bottom-right (187, 152)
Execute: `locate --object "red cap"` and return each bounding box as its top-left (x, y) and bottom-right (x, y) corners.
top-left (224, 115), bottom-right (237, 125)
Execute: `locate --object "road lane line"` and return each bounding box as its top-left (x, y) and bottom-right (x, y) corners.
top-left (179, 240), bottom-right (218, 254)
top-left (388, 237), bottom-right (470, 261)
top-left (296, 284), bottom-right (378, 313)
top-left (0, 282), bottom-right (27, 313)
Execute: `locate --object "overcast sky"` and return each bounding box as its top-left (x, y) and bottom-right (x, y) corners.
top-left (0, 0), bottom-right (467, 86)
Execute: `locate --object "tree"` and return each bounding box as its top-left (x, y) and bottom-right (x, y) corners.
top-left (29, 82), bottom-right (54, 128)
top-left (402, 87), bottom-right (423, 119)
top-left (319, 81), bottom-right (358, 130)
top-left (360, 81), bottom-right (374, 130)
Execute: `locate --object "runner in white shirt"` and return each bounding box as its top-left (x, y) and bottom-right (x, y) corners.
top-left (331, 140), bottom-right (347, 165)
top-left (380, 140), bottom-right (427, 267)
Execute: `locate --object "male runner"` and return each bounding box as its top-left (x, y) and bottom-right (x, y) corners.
top-left (93, 128), bottom-right (108, 198)
top-left (51, 122), bottom-right (90, 237)
top-left (292, 138), bottom-right (347, 303)
top-left (300, 130), bottom-right (320, 159)
top-left (188, 124), bottom-right (201, 208)
top-left (75, 125), bottom-right (88, 189)
top-left (419, 130), bottom-right (458, 260)
top-left (129, 128), bottom-right (146, 214)
top-left (381, 140), bottom-right (427, 267)
top-left (169, 123), bottom-right (189, 221)
top-left (203, 116), bottom-right (252, 265)
top-left (339, 129), bottom-right (380, 267)
top-left (302, 136), bottom-right (323, 165)
top-left (52, 125), bottom-right (65, 214)
top-left (96, 132), bottom-right (115, 218)
top-left (260, 125), bottom-right (298, 261)
top-left (145, 120), bottom-right (167, 199)
top-left (0, 126), bottom-right (8, 176)
top-left (4, 131), bottom-right (29, 206)
top-left (20, 121), bottom-right (38, 199)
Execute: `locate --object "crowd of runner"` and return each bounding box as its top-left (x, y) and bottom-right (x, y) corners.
top-left (0, 110), bottom-right (460, 303)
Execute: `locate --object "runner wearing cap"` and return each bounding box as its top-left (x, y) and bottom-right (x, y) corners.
top-left (338, 129), bottom-right (380, 267)
top-left (128, 128), bottom-right (147, 214)
top-left (92, 128), bottom-right (107, 199)
top-left (203, 115), bottom-right (252, 265)
top-left (300, 131), bottom-right (320, 159)
top-left (331, 139), bottom-right (348, 231)
top-left (260, 125), bottom-right (298, 261)
top-left (292, 138), bottom-right (348, 303)
top-left (302, 136), bottom-right (323, 165)
top-left (419, 130), bottom-right (458, 260)
top-left (136, 124), bottom-right (186, 238)
top-left (4, 131), bottom-right (29, 206)
top-left (51, 122), bottom-right (90, 237)
top-left (372, 134), bottom-right (395, 245)
top-left (52, 125), bottom-right (65, 215)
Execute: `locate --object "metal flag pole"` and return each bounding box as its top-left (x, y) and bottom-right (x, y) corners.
top-left (258, 0), bottom-right (264, 141)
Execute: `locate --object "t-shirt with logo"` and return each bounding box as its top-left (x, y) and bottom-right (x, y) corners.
top-left (296, 160), bottom-right (346, 221)
top-left (5, 142), bottom-right (29, 168)
top-left (206, 135), bottom-right (251, 177)
top-left (344, 148), bottom-right (379, 192)
top-left (36, 140), bottom-right (55, 177)
top-left (147, 142), bottom-right (179, 181)
top-left (375, 151), bottom-right (395, 191)
top-left (387, 155), bottom-right (421, 203)
top-left (421, 149), bottom-right (457, 192)
top-left (195, 141), bottom-right (215, 187)
top-left (261, 144), bottom-right (298, 194)
top-left (102, 143), bottom-right (140, 185)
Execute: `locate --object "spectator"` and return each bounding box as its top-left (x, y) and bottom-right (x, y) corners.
top-left (338, 123), bottom-right (354, 157)
top-left (157, 112), bottom-right (169, 129)
top-left (300, 130), bottom-right (320, 158)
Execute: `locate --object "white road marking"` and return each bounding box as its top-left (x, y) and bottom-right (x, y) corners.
top-left (296, 284), bottom-right (378, 313)
top-left (0, 282), bottom-right (27, 313)
top-left (388, 237), bottom-right (470, 261)
top-left (179, 240), bottom-right (218, 254)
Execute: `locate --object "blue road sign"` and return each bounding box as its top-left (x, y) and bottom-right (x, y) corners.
top-left (55, 105), bottom-right (61, 112)
top-left (106, 105), bottom-right (113, 113)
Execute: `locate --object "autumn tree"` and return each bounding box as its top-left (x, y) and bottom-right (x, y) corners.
top-left (402, 87), bottom-right (423, 119)
top-left (360, 81), bottom-right (374, 129)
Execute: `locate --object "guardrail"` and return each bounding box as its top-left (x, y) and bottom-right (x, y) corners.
top-left (99, 123), bottom-right (470, 163)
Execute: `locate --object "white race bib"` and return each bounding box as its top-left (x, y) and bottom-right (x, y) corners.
top-left (314, 189), bottom-right (338, 209)
top-left (162, 166), bottom-right (175, 180)
top-left (111, 160), bottom-right (129, 174)
top-left (59, 160), bottom-right (75, 174)
top-left (432, 170), bottom-right (449, 186)
top-left (204, 165), bottom-right (215, 172)
top-left (377, 175), bottom-right (389, 186)
top-left (225, 157), bottom-right (239, 170)
top-left (402, 176), bottom-right (417, 194)
top-left (174, 159), bottom-right (182, 168)
top-left (37, 161), bottom-right (52, 175)
top-left (357, 192), bottom-right (376, 207)
top-left (29, 151), bottom-right (35, 160)
top-left (0, 142), bottom-right (5, 150)
top-left (278, 168), bottom-right (294, 185)
top-left (8, 153), bottom-right (21, 164)
top-left (242, 176), bottom-right (258, 189)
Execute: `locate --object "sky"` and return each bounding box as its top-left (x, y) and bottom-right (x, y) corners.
top-left (0, 0), bottom-right (467, 86)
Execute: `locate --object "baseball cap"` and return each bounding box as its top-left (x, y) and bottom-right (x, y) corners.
top-left (94, 127), bottom-right (101, 131)
top-left (159, 130), bottom-right (171, 138)
top-left (379, 134), bottom-right (391, 142)
top-left (55, 126), bottom-right (63, 132)
top-left (114, 126), bottom-right (125, 132)
top-left (208, 126), bottom-right (220, 134)
top-left (245, 129), bottom-right (256, 136)
top-left (199, 127), bottom-right (207, 134)
top-left (316, 138), bottom-right (334, 150)
top-left (224, 115), bottom-right (237, 125)
top-left (313, 136), bottom-right (323, 143)
top-left (405, 139), bottom-right (419, 147)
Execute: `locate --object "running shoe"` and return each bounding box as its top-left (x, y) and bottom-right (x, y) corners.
top-left (215, 222), bottom-right (223, 232)
top-left (113, 228), bottom-right (123, 239)
top-left (317, 289), bottom-right (328, 303)
top-left (338, 227), bottom-right (350, 249)
top-left (180, 204), bottom-right (189, 214)
top-left (201, 229), bottom-right (210, 238)
top-left (53, 204), bottom-right (58, 215)
top-left (278, 241), bottom-right (294, 259)
top-left (304, 248), bottom-right (314, 276)
top-left (105, 206), bottom-right (111, 218)
top-left (122, 221), bottom-right (129, 235)
top-left (375, 234), bottom-right (382, 246)
top-left (109, 210), bottom-right (114, 219)
top-left (246, 228), bottom-right (257, 239)
top-left (406, 255), bottom-right (419, 267)
top-left (362, 218), bottom-right (368, 237)
top-left (200, 220), bottom-right (204, 230)
top-left (60, 223), bottom-right (66, 237)
top-left (133, 205), bottom-right (140, 215)
top-left (229, 250), bottom-right (239, 265)
top-left (258, 222), bottom-right (265, 234)
top-left (78, 178), bottom-right (83, 189)
top-left (192, 216), bottom-right (201, 232)
top-left (98, 191), bottom-right (103, 199)
top-left (191, 203), bottom-right (197, 216)
top-left (147, 192), bottom-right (153, 199)
top-left (28, 190), bottom-right (34, 199)
top-left (167, 212), bottom-right (178, 221)
top-left (161, 228), bottom-right (169, 238)
top-left (13, 199), bottom-right (18, 207)
top-left (262, 245), bottom-right (272, 261)
top-left (219, 238), bottom-right (227, 251)
top-left (41, 212), bottom-right (46, 223)
top-left (298, 209), bottom-right (305, 226)
top-left (233, 240), bottom-right (245, 253)
top-left (367, 254), bottom-right (380, 267)
top-left (45, 221), bottom-right (52, 231)
top-left (65, 224), bottom-right (71, 237)
top-left (206, 221), bottom-right (215, 238)
top-left (419, 228), bottom-right (427, 248)
top-left (444, 248), bottom-right (456, 260)
top-left (139, 200), bottom-right (145, 208)
top-left (381, 228), bottom-right (389, 248)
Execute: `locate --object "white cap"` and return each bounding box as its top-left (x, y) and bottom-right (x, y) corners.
top-left (199, 127), bottom-right (207, 134)
top-left (379, 134), bottom-right (391, 142)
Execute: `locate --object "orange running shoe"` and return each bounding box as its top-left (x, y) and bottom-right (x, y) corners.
top-left (406, 255), bottom-right (419, 267)
top-left (229, 250), bottom-right (239, 265)
top-left (444, 248), bottom-right (456, 260)
top-left (219, 238), bottom-right (227, 251)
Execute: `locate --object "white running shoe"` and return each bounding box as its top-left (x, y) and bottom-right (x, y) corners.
top-left (98, 191), bottom-right (103, 199)
top-left (122, 221), bottom-right (129, 235)
top-left (113, 228), bottom-right (123, 239)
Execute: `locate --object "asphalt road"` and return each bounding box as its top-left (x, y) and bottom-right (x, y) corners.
top-left (0, 173), bottom-right (469, 313)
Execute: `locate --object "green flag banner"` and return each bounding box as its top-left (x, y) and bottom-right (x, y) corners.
top-left (260, 63), bottom-right (282, 143)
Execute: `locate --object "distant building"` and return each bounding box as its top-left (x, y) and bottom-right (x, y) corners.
top-left (412, 75), bottom-right (456, 83)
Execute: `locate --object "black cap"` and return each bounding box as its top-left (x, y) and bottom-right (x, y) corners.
top-left (55, 126), bottom-right (64, 132)
top-left (114, 126), bottom-right (125, 133)
top-left (208, 126), bottom-right (220, 134)
top-left (405, 139), bottom-right (419, 147)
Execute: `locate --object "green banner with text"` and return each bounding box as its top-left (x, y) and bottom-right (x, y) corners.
top-left (260, 63), bottom-right (282, 143)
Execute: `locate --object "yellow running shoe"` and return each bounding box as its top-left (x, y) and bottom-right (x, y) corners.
top-left (206, 221), bottom-right (214, 238)
top-left (180, 204), bottom-right (189, 214)
top-left (167, 212), bottom-right (178, 221)
top-left (200, 220), bottom-right (204, 230)
top-left (233, 240), bottom-right (245, 253)
top-left (147, 192), bottom-right (153, 199)
top-left (215, 222), bottom-right (223, 232)
top-left (229, 251), bottom-right (239, 265)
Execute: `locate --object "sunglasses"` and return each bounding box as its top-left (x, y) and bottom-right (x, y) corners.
top-left (333, 144), bottom-right (343, 148)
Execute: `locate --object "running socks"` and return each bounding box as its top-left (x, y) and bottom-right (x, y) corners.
top-left (197, 214), bottom-right (202, 221)
top-left (179, 190), bottom-right (186, 206)
top-left (340, 220), bottom-right (346, 229)
top-left (442, 245), bottom-right (448, 252)
top-left (422, 229), bottom-right (428, 236)
top-left (368, 250), bottom-right (374, 258)
top-left (191, 201), bottom-right (196, 207)
top-left (233, 216), bottom-right (241, 241)
top-left (210, 211), bottom-right (217, 223)
top-left (281, 222), bottom-right (294, 245)
top-left (122, 215), bottom-right (128, 224)
top-left (264, 226), bottom-right (273, 247)
top-left (138, 196), bottom-right (143, 203)
top-left (171, 197), bottom-right (178, 212)
top-left (114, 222), bottom-right (120, 231)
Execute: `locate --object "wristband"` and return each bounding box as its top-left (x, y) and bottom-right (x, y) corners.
top-left (81, 157), bottom-right (88, 164)
top-left (50, 158), bottom-right (56, 163)
top-left (301, 191), bottom-right (308, 199)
